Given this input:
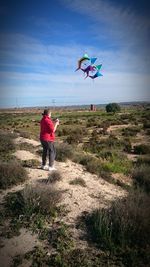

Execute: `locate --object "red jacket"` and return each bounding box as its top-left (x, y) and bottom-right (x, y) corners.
top-left (40, 115), bottom-right (55, 142)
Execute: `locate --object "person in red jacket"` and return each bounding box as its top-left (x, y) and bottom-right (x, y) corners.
top-left (40, 109), bottom-right (59, 171)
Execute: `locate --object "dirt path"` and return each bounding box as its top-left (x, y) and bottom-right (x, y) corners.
top-left (0, 137), bottom-right (127, 266)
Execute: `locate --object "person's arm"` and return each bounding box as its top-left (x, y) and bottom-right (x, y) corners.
top-left (54, 119), bottom-right (59, 132)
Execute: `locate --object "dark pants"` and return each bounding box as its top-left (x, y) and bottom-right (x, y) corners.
top-left (41, 140), bottom-right (56, 167)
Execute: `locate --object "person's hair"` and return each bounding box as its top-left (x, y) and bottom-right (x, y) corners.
top-left (42, 109), bottom-right (51, 116)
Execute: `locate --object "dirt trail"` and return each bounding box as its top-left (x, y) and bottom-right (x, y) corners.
top-left (0, 137), bottom-right (127, 266)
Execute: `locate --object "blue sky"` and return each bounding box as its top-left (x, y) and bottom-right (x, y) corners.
top-left (0, 0), bottom-right (149, 107)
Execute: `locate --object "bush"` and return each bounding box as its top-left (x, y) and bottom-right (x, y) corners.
top-left (122, 127), bottom-right (140, 137)
top-left (5, 184), bottom-right (62, 219)
top-left (143, 120), bottom-right (150, 129)
top-left (102, 153), bottom-right (132, 174)
top-left (0, 132), bottom-right (16, 160)
top-left (86, 118), bottom-right (100, 127)
top-left (123, 138), bottom-right (132, 153)
top-left (48, 171), bottom-right (62, 183)
top-left (70, 178), bottom-right (86, 187)
top-left (55, 142), bottom-right (73, 162)
top-left (21, 159), bottom-right (40, 168)
top-left (133, 144), bottom-right (150, 155)
top-left (136, 155), bottom-right (150, 166)
top-left (77, 154), bottom-right (113, 183)
top-left (85, 189), bottom-right (150, 266)
top-left (132, 165), bottom-right (150, 193)
top-left (0, 160), bottom-right (28, 189)
top-left (18, 130), bottom-right (31, 139)
top-left (105, 103), bottom-right (121, 113)
top-left (66, 128), bottom-right (86, 144)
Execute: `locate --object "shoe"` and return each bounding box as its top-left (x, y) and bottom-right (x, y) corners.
top-left (41, 165), bottom-right (49, 170)
top-left (49, 166), bottom-right (57, 171)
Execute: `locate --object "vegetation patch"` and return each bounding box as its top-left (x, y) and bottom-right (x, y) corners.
top-left (133, 144), bottom-right (150, 155)
top-left (0, 131), bottom-right (16, 161)
top-left (84, 189), bottom-right (150, 267)
top-left (102, 153), bottom-right (132, 175)
top-left (47, 170), bottom-right (62, 183)
top-left (0, 160), bottom-right (28, 189)
top-left (132, 165), bottom-right (150, 193)
top-left (55, 142), bottom-right (73, 162)
top-left (121, 126), bottom-right (141, 137)
top-left (16, 142), bottom-right (35, 152)
top-left (2, 184), bottom-right (62, 238)
top-left (70, 177), bottom-right (86, 187)
top-left (21, 159), bottom-right (40, 168)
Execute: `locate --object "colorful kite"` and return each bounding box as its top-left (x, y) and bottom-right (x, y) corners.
top-left (76, 54), bottom-right (103, 79)
top-left (89, 71), bottom-right (103, 79)
top-left (75, 53), bottom-right (90, 71)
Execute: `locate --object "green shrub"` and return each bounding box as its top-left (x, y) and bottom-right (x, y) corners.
top-left (0, 132), bottom-right (16, 160)
top-left (136, 155), bottom-right (150, 166)
top-left (85, 189), bottom-right (150, 266)
top-left (143, 120), bottom-right (150, 129)
top-left (0, 160), bottom-right (28, 189)
top-left (66, 128), bottom-right (86, 144)
top-left (21, 159), bottom-right (40, 168)
top-left (5, 184), bottom-right (61, 219)
top-left (57, 127), bottom-right (70, 137)
top-left (123, 138), bottom-right (132, 153)
top-left (48, 222), bottom-right (73, 253)
top-left (16, 142), bottom-right (35, 152)
top-left (77, 154), bottom-right (114, 183)
top-left (102, 153), bottom-right (132, 174)
top-left (132, 165), bottom-right (150, 192)
top-left (105, 103), bottom-right (121, 113)
top-left (133, 144), bottom-right (150, 155)
top-left (55, 142), bottom-right (73, 162)
top-left (70, 178), bottom-right (86, 187)
top-left (122, 127), bottom-right (140, 137)
top-left (86, 118), bottom-right (100, 127)
top-left (18, 130), bottom-right (31, 139)
top-left (48, 171), bottom-right (62, 183)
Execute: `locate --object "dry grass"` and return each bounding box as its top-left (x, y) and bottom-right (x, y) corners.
top-left (0, 160), bottom-right (28, 189)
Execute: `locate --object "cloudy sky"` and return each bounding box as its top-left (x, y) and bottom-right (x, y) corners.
top-left (0, 0), bottom-right (149, 107)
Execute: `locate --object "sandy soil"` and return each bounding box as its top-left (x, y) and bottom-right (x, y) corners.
top-left (0, 136), bottom-right (127, 266)
top-left (0, 229), bottom-right (40, 267)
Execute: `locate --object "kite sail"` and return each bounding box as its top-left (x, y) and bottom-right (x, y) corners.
top-left (76, 54), bottom-right (103, 79)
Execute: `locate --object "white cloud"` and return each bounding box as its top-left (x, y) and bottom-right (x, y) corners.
top-left (0, 32), bottom-right (148, 75)
top-left (0, 70), bottom-right (149, 102)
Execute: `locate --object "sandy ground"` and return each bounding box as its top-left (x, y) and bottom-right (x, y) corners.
top-left (0, 137), bottom-right (127, 266)
top-left (0, 229), bottom-right (39, 267)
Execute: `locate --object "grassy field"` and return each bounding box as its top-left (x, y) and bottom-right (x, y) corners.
top-left (0, 103), bottom-right (150, 266)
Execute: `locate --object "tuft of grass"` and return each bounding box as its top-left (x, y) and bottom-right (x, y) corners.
top-left (48, 222), bottom-right (74, 253)
top-left (85, 189), bottom-right (150, 266)
top-left (122, 126), bottom-right (141, 137)
top-left (4, 184), bottom-right (62, 233)
top-left (21, 159), bottom-right (40, 168)
top-left (136, 155), bottom-right (150, 166)
top-left (102, 153), bottom-right (132, 175)
top-left (16, 142), bottom-right (35, 152)
top-left (55, 142), bottom-right (73, 162)
top-left (0, 132), bottom-right (16, 161)
top-left (70, 177), bottom-right (86, 187)
top-left (0, 160), bottom-right (28, 189)
top-left (47, 170), bottom-right (62, 183)
top-left (132, 165), bottom-right (150, 193)
top-left (133, 144), bottom-right (150, 155)
top-left (17, 130), bottom-right (31, 139)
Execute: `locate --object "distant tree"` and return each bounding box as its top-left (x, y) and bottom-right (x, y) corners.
top-left (105, 103), bottom-right (121, 113)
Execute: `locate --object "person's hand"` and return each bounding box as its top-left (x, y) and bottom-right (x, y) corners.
top-left (55, 118), bottom-right (59, 125)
